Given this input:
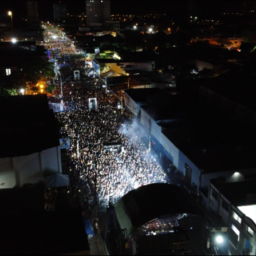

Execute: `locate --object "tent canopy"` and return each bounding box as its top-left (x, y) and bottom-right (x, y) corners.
top-left (115, 184), bottom-right (208, 238)
top-left (45, 173), bottom-right (70, 188)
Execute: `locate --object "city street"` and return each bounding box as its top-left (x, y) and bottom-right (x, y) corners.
top-left (43, 24), bottom-right (169, 254)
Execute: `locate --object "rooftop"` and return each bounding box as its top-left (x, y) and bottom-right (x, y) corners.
top-left (163, 122), bottom-right (256, 173)
top-left (0, 187), bottom-right (89, 255)
top-left (115, 184), bottom-right (209, 237)
top-left (212, 179), bottom-right (256, 208)
top-left (0, 95), bottom-right (60, 157)
top-left (128, 88), bottom-right (256, 173)
top-left (201, 70), bottom-right (256, 111)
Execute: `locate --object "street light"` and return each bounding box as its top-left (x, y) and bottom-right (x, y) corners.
top-left (11, 38), bottom-right (17, 44)
top-left (8, 11), bottom-right (13, 32)
top-left (216, 235), bottom-right (224, 244)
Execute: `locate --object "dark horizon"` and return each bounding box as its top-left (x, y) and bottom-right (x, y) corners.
top-left (0, 0), bottom-right (243, 22)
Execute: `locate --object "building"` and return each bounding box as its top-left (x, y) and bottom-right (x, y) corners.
top-left (53, 3), bottom-right (68, 21)
top-left (124, 88), bottom-right (256, 196)
top-left (105, 20), bottom-right (120, 33)
top-left (0, 95), bottom-right (62, 189)
top-left (27, 1), bottom-right (39, 22)
top-left (0, 187), bottom-right (90, 255)
top-left (208, 179), bottom-right (256, 255)
top-left (242, 0), bottom-right (256, 15)
top-left (113, 184), bottom-right (212, 255)
top-left (86, 0), bottom-right (111, 27)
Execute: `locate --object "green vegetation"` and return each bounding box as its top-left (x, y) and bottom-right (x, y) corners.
top-left (46, 84), bottom-right (56, 93)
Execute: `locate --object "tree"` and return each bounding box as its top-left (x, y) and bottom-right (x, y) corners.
top-left (19, 58), bottom-right (55, 84)
top-left (46, 84), bottom-right (56, 94)
top-left (0, 87), bottom-right (17, 96)
top-left (242, 27), bottom-right (256, 44)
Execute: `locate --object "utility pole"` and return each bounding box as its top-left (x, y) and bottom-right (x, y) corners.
top-left (59, 72), bottom-right (63, 97)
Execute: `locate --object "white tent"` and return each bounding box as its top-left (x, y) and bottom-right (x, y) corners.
top-left (45, 173), bottom-right (70, 188)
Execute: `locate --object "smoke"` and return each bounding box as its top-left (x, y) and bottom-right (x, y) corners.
top-left (119, 118), bottom-right (146, 140)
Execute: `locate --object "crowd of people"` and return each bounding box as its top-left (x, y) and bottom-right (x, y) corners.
top-left (43, 25), bottom-right (168, 207)
top-left (55, 81), bottom-right (169, 205)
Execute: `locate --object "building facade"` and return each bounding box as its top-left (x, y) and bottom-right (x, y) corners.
top-left (53, 3), bottom-right (68, 21)
top-left (86, 0), bottom-right (111, 27)
top-left (27, 1), bottom-right (39, 22)
top-left (208, 180), bottom-right (256, 255)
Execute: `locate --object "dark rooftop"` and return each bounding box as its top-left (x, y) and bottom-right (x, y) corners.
top-left (124, 88), bottom-right (161, 103)
top-left (0, 95), bottom-right (60, 157)
top-left (201, 70), bottom-right (256, 111)
top-left (126, 88), bottom-right (256, 173)
top-left (162, 121), bottom-right (256, 173)
top-left (0, 187), bottom-right (89, 255)
top-left (211, 179), bottom-right (256, 207)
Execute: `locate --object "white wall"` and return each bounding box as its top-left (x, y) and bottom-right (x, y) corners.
top-left (151, 121), bottom-right (161, 143)
top-left (124, 93), bottom-right (138, 116)
top-left (13, 153), bottom-right (41, 186)
top-left (141, 108), bottom-right (151, 134)
top-left (42, 147), bottom-right (61, 173)
top-left (0, 147), bottom-right (61, 189)
top-left (0, 158), bottom-right (16, 189)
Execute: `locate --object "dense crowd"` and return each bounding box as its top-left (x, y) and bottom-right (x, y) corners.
top-left (43, 25), bottom-right (168, 206)
top-left (55, 81), bottom-right (168, 205)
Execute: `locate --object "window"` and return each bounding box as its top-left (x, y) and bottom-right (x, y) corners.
top-left (247, 226), bottom-right (254, 236)
top-left (6, 68), bottom-right (11, 76)
top-left (233, 212), bottom-right (242, 224)
top-left (222, 198), bottom-right (229, 212)
top-left (232, 224), bottom-right (240, 241)
top-left (211, 188), bottom-right (219, 200)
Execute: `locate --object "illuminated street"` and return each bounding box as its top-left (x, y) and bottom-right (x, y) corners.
top-left (43, 25), bottom-right (168, 208)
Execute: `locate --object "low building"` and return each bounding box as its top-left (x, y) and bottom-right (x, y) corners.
top-left (124, 88), bottom-right (256, 196)
top-left (0, 95), bottom-right (62, 188)
top-left (0, 187), bottom-right (90, 255)
top-left (208, 179), bottom-right (256, 255)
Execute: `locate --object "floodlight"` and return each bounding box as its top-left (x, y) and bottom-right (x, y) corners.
top-left (11, 38), bottom-right (17, 43)
top-left (216, 235), bottom-right (224, 244)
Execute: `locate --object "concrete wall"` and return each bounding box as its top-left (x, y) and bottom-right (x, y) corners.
top-left (0, 158), bottom-right (16, 189)
top-left (0, 147), bottom-right (62, 189)
top-left (124, 92), bottom-right (139, 116)
top-left (140, 108), bottom-right (151, 134)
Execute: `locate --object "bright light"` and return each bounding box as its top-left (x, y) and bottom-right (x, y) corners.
top-left (216, 235), bottom-right (224, 244)
top-left (113, 53), bottom-right (121, 60)
top-left (20, 89), bottom-right (25, 95)
top-left (8, 11), bottom-right (12, 16)
top-left (52, 35), bottom-right (57, 39)
top-left (238, 205), bottom-right (256, 224)
top-left (148, 28), bottom-right (153, 32)
top-left (133, 25), bottom-right (137, 29)
top-left (11, 38), bottom-right (17, 43)
top-left (40, 85), bottom-right (44, 88)
top-left (234, 172), bottom-right (240, 176)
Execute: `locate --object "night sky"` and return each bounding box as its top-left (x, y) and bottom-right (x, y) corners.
top-left (0, 0), bottom-right (242, 22)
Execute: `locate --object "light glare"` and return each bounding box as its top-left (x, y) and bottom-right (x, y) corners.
top-left (216, 235), bottom-right (224, 244)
